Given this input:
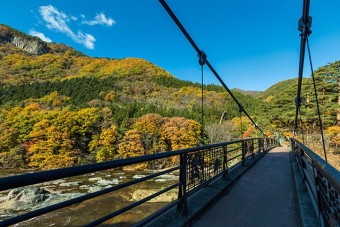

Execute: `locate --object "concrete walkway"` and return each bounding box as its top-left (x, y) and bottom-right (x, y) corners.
top-left (193, 147), bottom-right (299, 227)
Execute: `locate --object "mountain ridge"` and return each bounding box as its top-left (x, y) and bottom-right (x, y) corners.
top-left (0, 24), bottom-right (85, 56)
top-left (231, 88), bottom-right (261, 97)
top-left (0, 24), bottom-right (339, 170)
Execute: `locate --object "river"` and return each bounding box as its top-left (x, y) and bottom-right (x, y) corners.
top-left (0, 168), bottom-right (179, 226)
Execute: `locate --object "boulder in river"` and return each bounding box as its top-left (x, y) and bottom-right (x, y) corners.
top-left (0, 186), bottom-right (52, 212)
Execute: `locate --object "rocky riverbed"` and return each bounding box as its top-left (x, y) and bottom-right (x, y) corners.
top-left (0, 169), bottom-right (179, 226)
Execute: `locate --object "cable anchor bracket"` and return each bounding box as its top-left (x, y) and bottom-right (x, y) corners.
top-left (198, 50), bottom-right (207, 66)
top-left (298, 16), bottom-right (312, 36)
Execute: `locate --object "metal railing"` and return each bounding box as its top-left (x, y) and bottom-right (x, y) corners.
top-left (0, 138), bottom-right (278, 226)
top-left (291, 139), bottom-right (340, 226)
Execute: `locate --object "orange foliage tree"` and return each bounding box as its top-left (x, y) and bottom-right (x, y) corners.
top-left (131, 114), bottom-right (166, 154)
top-left (160, 117), bottom-right (201, 151)
top-left (28, 119), bottom-right (79, 169)
top-left (117, 129), bottom-right (145, 158)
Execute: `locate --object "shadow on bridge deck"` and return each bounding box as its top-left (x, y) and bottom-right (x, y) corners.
top-left (193, 146), bottom-right (299, 227)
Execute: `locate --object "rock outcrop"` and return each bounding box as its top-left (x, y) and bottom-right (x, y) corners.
top-left (11, 36), bottom-right (49, 55)
top-left (0, 24), bottom-right (49, 55)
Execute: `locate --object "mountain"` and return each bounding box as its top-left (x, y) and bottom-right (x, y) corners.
top-left (256, 78), bottom-right (297, 100)
top-left (0, 24), bottom-right (263, 122)
top-left (232, 88), bottom-right (261, 97)
top-left (257, 62), bottom-right (339, 127)
top-left (0, 25), bottom-right (269, 170)
top-left (0, 25), bottom-right (338, 170)
top-left (0, 24), bottom-right (84, 56)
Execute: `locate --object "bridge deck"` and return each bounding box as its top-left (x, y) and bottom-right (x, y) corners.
top-left (193, 147), bottom-right (299, 227)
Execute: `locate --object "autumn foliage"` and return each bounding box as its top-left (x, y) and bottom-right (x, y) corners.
top-left (0, 95), bottom-right (203, 169)
top-left (1, 24), bottom-right (339, 170)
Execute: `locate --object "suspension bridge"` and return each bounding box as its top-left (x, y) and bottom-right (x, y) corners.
top-left (0, 0), bottom-right (339, 226)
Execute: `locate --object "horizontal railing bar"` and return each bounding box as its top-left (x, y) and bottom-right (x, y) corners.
top-left (85, 183), bottom-right (180, 227)
top-left (291, 138), bottom-right (340, 226)
top-left (0, 138), bottom-right (260, 191)
top-left (226, 146), bottom-right (242, 153)
top-left (304, 162), bottom-right (315, 185)
top-left (293, 140), bottom-right (340, 192)
top-left (303, 168), bottom-right (317, 199)
top-left (305, 177), bottom-right (319, 215)
top-left (0, 166), bottom-right (180, 226)
top-left (0, 138), bottom-right (279, 226)
top-left (301, 155), bottom-right (312, 171)
top-left (227, 154), bottom-right (242, 162)
top-left (304, 152), bottom-right (313, 162)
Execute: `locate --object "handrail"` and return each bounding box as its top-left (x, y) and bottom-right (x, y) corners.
top-left (0, 137), bottom-right (263, 191)
top-left (291, 139), bottom-right (340, 226)
top-left (0, 138), bottom-right (279, 226)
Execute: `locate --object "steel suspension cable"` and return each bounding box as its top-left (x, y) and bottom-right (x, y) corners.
top-left (306, 37), bottom-right (328, 162)
top-left (294, 0), bottom-right (311, 136)
top-left (159, 0), bottom-right (267, 137)
top-left (199, 52), bottom-right (206, 144)
top-left (239, 109), bottom-right (243, 139)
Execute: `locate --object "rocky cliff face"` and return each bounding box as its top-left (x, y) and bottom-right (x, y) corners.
top-left (0, 24), bottom-right (49, 55)
top-left (11, 36), bottom-right (49, 55)
top-left (0, 24), bottom-right (85, 57)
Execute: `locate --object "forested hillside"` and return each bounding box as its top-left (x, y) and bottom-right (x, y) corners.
top-left (0, 24), bottom-right (338, 170)
top-left (258, 61), bottom-right (340, 168)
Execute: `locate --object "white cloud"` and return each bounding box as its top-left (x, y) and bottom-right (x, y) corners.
top-left (78, 32), bottom-right (95, 49)
top-left (82, 13), bottom-right (115, 26)
top-left (80, 14), bottom-right (85, 19)
top-left (38, 5), bottom-right (95, 49)
top-left (70, 15), bottom-right (78, 21)
top-left (29, 29), bottom-right (52, 42)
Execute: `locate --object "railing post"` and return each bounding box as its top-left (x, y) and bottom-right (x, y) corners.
top-left (251, 139), bottom-right (255, 158)
top-left (242, 141), bottom-right (246, 165)
top-left (177, 153), bottom-right (188, 215)
top-left (222, 145), bottom-right (229, 180)
top-left (263, 139), bottom-right (266, 150)
top-left (298, 147), bottom-right (307, 192)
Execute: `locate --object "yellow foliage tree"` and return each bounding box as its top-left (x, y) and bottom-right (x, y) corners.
top-left (327, 126), bottom-right (340, 148)
top-left (39, 91), bottom-right (71, 107)
top-left (89, 125), bottom-right (119, 162)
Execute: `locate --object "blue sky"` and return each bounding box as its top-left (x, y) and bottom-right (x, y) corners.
top-left (1, 0), bottom-right (340, 91)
